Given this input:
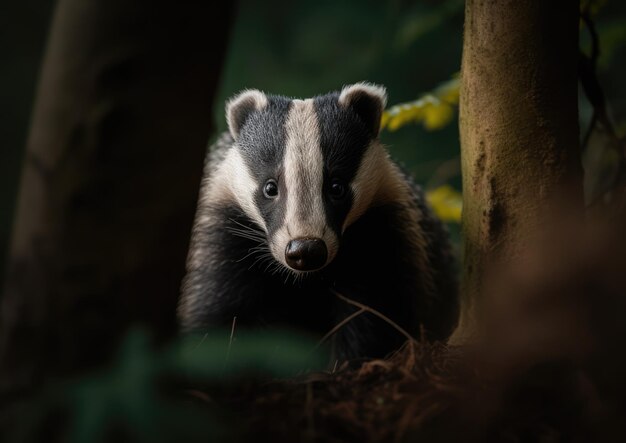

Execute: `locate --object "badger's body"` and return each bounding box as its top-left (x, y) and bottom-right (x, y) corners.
top-left (179, 83), bottom-right (457, 361)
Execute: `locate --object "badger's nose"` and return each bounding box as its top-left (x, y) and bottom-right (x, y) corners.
top-left (285, 238), bottom-right (328, 271)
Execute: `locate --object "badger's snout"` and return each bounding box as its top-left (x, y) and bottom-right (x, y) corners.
top-left (285, 238), bottom-right (327, 271)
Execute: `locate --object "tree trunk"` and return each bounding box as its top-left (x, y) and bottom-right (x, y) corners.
top-left (452, 0), bottom-right (584, 341)
top-left (0, 0), bottom-right (233, 394)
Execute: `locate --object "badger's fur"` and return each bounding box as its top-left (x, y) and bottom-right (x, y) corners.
top-left (179, 83), bottom-right (457, 361)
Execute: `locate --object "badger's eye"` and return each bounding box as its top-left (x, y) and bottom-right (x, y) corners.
top-left (263, 179), bottom-right (279, 198)
top-left (329, 179), bottom-right (347, 199)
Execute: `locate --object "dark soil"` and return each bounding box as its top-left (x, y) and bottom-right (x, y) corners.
top-left (198, 339), bottom-right (622, 443)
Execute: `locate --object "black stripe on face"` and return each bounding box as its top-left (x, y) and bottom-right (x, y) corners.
top-left (314, 92), bottom-right (373, 236)
top-left (236, 96), bottom-right (292, 236)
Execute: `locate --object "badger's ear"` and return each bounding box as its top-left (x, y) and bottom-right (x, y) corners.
top-left (226, 89), bottom-right (268, 140)
top-left (338, 82), bottom-right (387, 137)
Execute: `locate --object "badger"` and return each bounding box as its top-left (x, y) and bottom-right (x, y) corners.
top-left (179, 83), bottom-right (457, 361)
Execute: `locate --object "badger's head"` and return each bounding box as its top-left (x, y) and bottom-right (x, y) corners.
top-left (224, 83), bottom-right (389, 274)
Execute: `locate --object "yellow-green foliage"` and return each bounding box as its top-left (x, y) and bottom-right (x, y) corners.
top-left (426, 185), bottom-right (462, 223)
top-left (381, 76), bottom-right (463, 223)
top-left (381, 76), bottom-right (460, 132)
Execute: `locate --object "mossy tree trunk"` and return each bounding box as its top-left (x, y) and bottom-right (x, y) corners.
top-left (0, 0), bottom-right (233, 394)
top-left (452, 0), bottom-right (584, 341)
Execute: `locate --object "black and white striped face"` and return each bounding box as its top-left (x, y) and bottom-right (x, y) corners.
top-left (224, 83), bottom-right (388, 273)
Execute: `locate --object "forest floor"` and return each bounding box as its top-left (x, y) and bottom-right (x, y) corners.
top-left (193, 339), bottom-right (613, 443)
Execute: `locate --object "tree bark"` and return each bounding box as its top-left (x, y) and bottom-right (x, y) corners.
top-left (0, 0), bottom-right (233, 394)
top-left (452, 0), bottom-right (584, 341)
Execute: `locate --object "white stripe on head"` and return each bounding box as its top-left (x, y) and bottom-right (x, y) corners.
top-left (200, 147), bottom-right (267, 232)
top-left (202, 89), bottom-right (271, 232)
top-left (271, 99), bottom-right (338, 269)
top-left (227, 148), bottom-right (268, 231)
top-left (284, 99), bottom-right (324, 234)
top-left (342, 140), bottom-right (389, 231)
top-left (337, 81), bottom-right (390, 230)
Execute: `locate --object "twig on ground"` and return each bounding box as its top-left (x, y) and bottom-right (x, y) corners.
top-left (225, 316), bottom-right (237, 363)
top-left (332, 289), bottom-right (416, 344)
top-left (315, 289), bottom-right (417, 349)
top-left (193, 332), bottom-right (209, 350)
top-left (315, 308), bottom-right (366, 349)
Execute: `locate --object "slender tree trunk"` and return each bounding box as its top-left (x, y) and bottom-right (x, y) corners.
top-left (0, 0), bottom-right (233, 394)
top-left (452, 0), bottom-right (584, 341)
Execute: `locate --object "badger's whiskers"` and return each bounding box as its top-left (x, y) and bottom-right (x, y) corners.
top-left (227, 219), bottom-right (315, 285)
top-left (227, 218), bottom-right (274, 268)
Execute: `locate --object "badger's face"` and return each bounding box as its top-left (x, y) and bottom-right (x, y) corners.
top-left (224, 83), bottom-right (388, 274)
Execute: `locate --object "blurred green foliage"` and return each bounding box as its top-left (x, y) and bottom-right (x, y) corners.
top-left (9, 328), bottom-right (325, 442)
